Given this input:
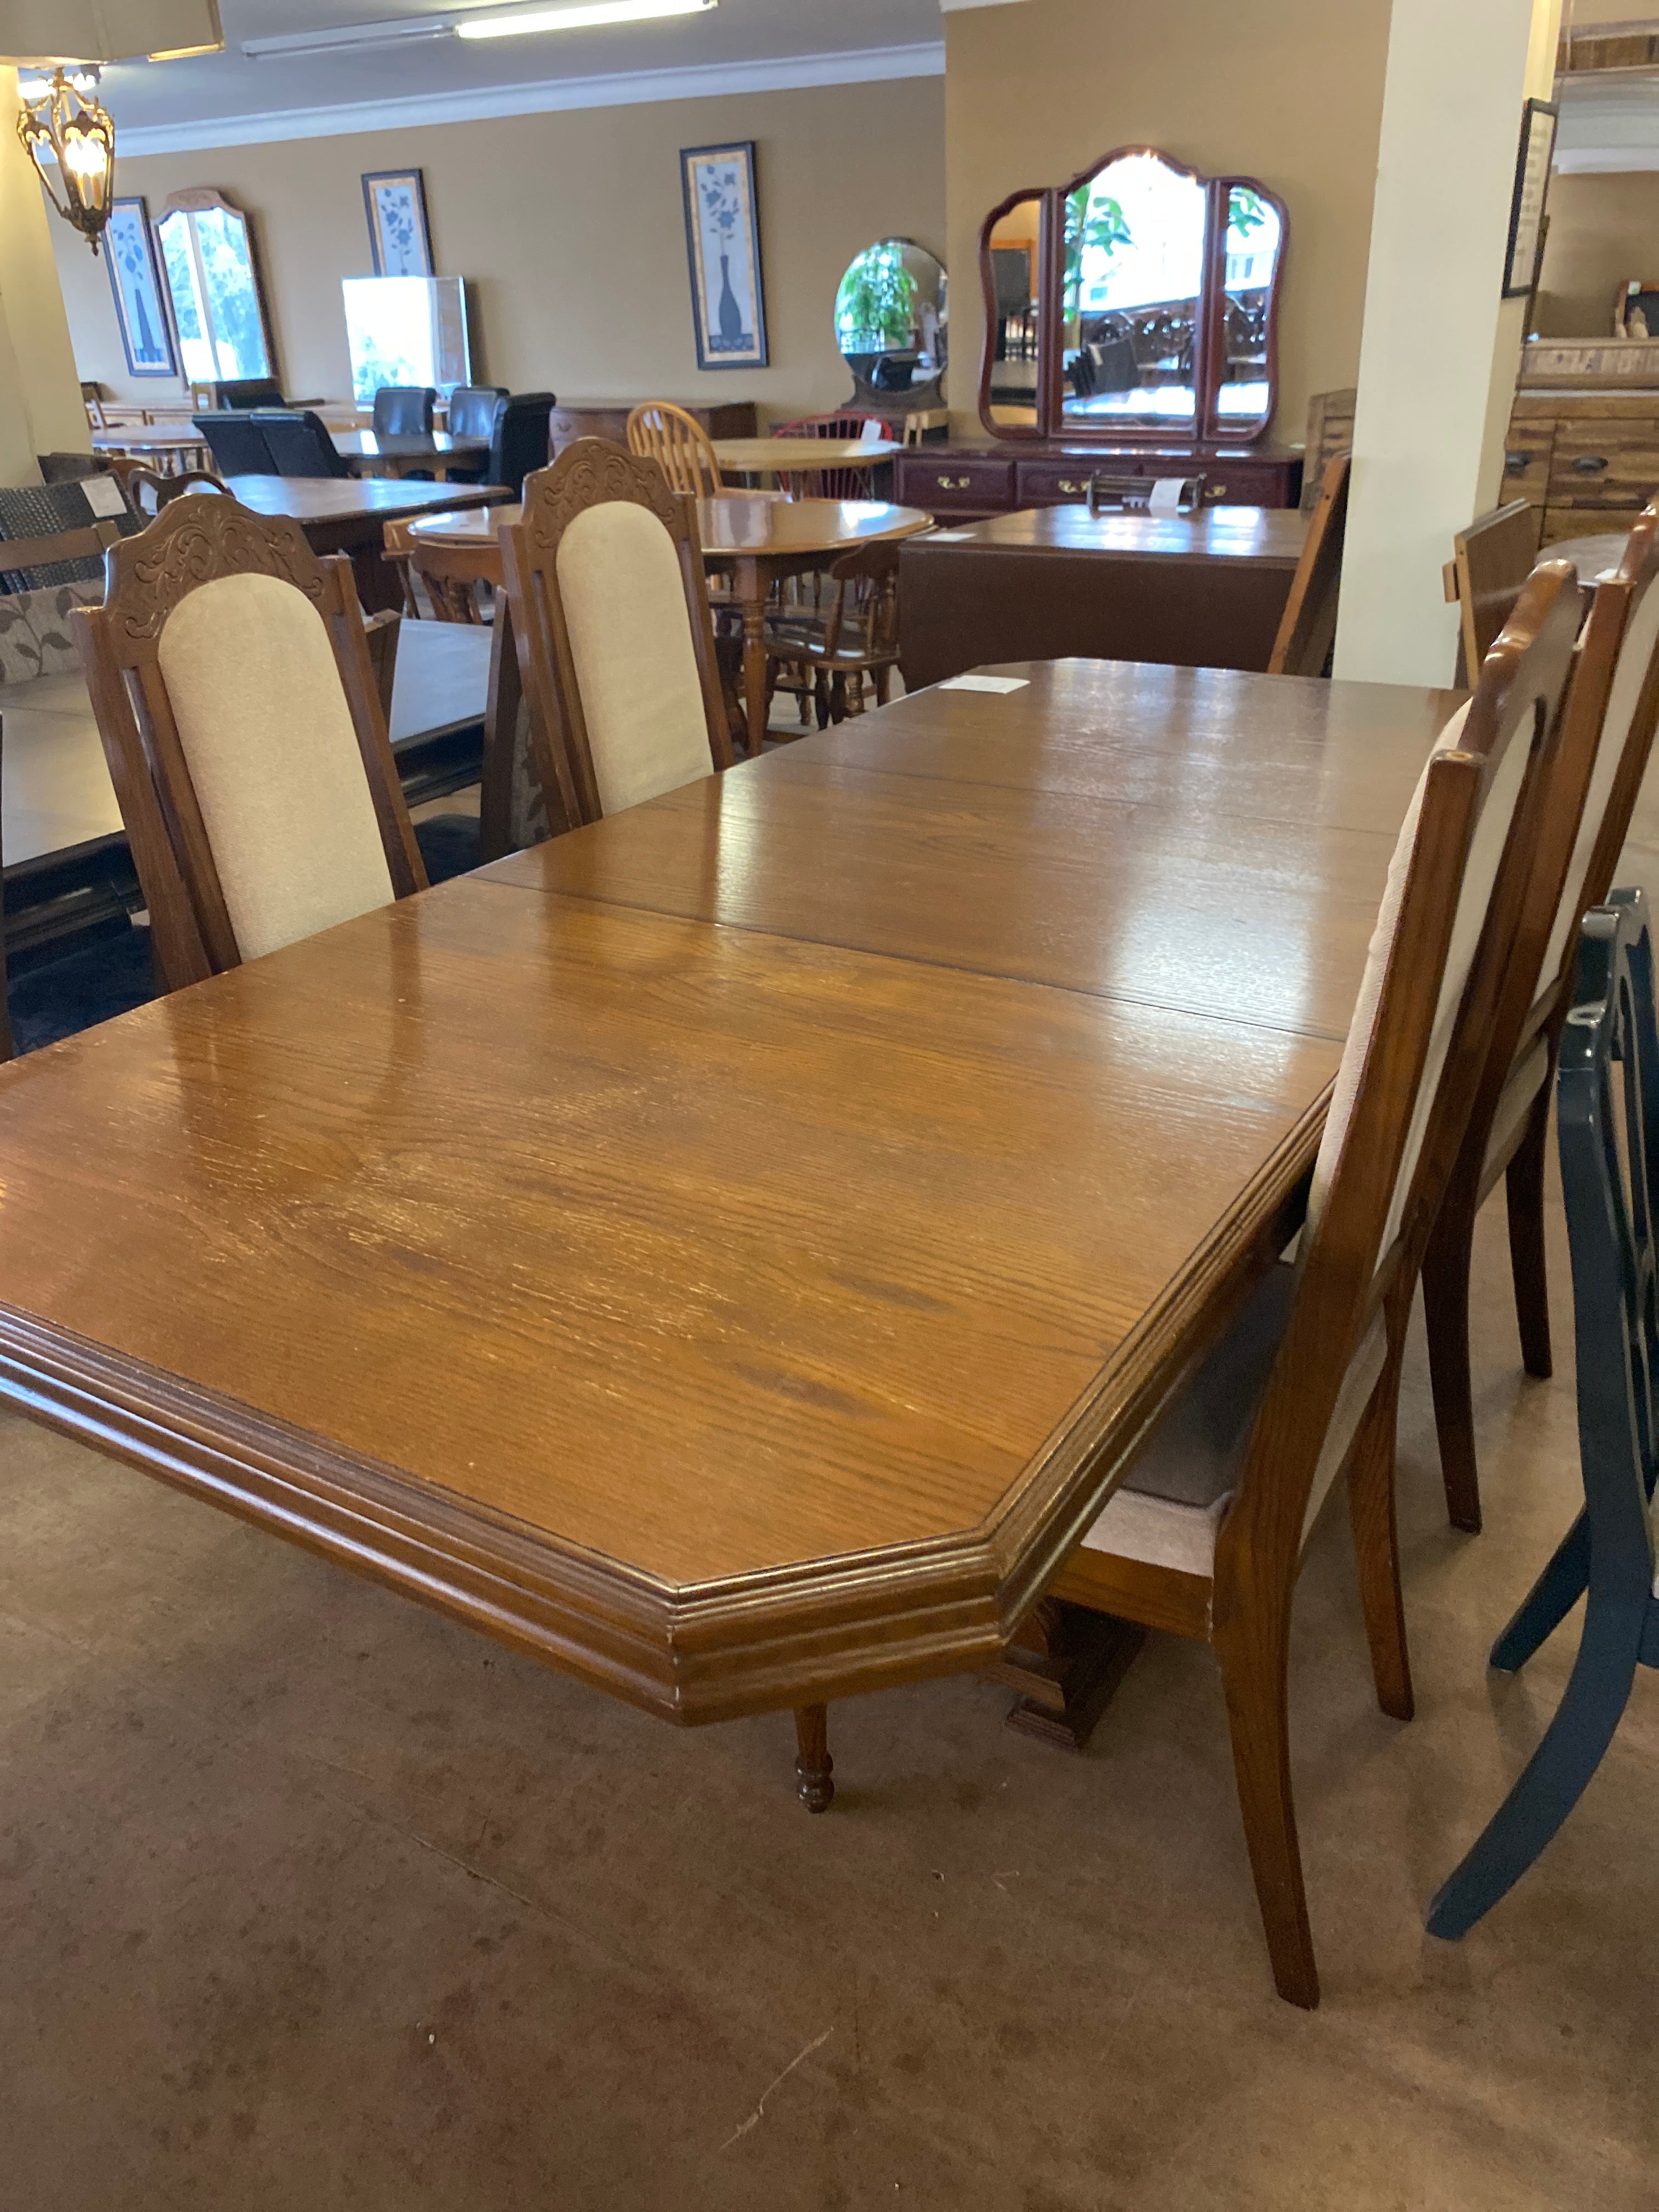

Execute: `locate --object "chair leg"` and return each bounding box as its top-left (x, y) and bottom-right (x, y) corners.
top-left (1424, 1202), bottom-right (1483, 1534)
top-left (1215, 1604), bottom-right (1319, 2008)
top-left (1505, 1092), bottom-right (1553, 1380)
top-left (1489, 1509), bottom-right (1591, 1674)
top-left (1426, 1587), bottom-right (1644, 1940)
top-left (814, 672), bottom-right (831, 730)
top-left (873, 664), bottom-right (893, 708)
top-left (793, 1704), bottom-right (834, 1812)
top-left (1345, 1350), bottom-right (1415, 1722)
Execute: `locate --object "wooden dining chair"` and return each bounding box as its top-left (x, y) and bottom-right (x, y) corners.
top-left (1017, 563), bottom-right (1583, 2006)
top-left (1442, 499), bottom-right (1541, 686)
top-left (771, 413), bottom-right (895, 499)
top-left (499, 439), bottom-right (732, 832)
top-left (1424, 503), bottom-right (1659, 1532)
top-left (383, 516), bottom-right (487, 624)
top-left (1266, 450), bottom-right (1350, 678)
top-left (72, 494), bottom-right (426, 994)
top-left (126, 468), bottom-right (230, 519)
top-left (624, 402), bottom-right (725, 496)
top-left (0, 717), bottom-right (12, 1065)
top-left (764, 539), bottom-right (903, 727)
top-left (1427, 892), bottom-right (1659, 1940)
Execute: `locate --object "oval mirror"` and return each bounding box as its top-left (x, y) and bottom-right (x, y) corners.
top-left (835, 238), bottom-right (947, 407)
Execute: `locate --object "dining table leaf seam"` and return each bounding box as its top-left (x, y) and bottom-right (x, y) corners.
top-left (467, 871), bottom-right (1357, 1043)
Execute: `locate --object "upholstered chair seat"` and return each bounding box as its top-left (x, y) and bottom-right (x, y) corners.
top-left (1081, 1262), bottom-right (1388, 1579)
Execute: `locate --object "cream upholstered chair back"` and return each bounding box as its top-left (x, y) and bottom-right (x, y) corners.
top-left (1534, 504), bottom-right (1659, 997)
top-left (624, 402), bottom-right (724, 496)
top-left (156, 573), bottom-right (397, 962)
top-left (499, 438), bottom-right (733, 833)
top-left (72, 494), bottom-right (425, 992)
top-left (1306, 566), bottom-right (1582, 1268)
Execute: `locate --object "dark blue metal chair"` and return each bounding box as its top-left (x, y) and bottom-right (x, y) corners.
top-left (1428, 887), bottom-right (1659, 1940)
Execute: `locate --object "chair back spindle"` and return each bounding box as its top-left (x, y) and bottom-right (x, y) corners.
top-left (625, 402), bottom-right (725, 496)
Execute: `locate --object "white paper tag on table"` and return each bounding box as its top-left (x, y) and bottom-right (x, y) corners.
top-left (938, 674), bottom-right (1029, 693)
top-left (1148, 476), bottom-right (1188, 514)
top-left (82, 474), bottom-right (127, 518)
top-left (859, 419), bottom-right (887, 445)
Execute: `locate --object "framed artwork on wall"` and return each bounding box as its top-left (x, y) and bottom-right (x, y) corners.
top-left (680, 141), bottom-right (768, 370)
top-left (104, 196), bottom-right (177, 378)
top-left (1503, 98), bottom-right (1558, 300)
top-left (362, 170), bottom-right (433, 277)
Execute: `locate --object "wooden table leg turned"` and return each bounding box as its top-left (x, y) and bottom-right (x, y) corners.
top-left (794, 1703), bottom-right (834, 1812)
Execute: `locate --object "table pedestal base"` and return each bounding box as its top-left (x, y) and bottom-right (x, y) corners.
top-left (990, 1598), bottom-right (1147, 1752)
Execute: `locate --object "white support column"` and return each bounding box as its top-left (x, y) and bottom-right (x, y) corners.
top-left (0, 67), bottom-right (89, 483)
top-left (1333, 0), bottom-right (1562, 687)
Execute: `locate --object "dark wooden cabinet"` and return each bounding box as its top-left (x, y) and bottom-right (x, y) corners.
top-left (895, 443), bottom-right (1301, 523)
top-left (549, 400), bottom-right (758, 454)
top-left (1506, 388), bottom-right (1659, 546)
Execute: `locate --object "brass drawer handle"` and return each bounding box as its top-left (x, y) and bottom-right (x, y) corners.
top-left (1204, 483), bottom-right (1228, 501)
top-left (936, 474), bottom-right (973, 490)
top-left (1505, 449), bottom-right (1533, 474)
top-left (1572, 455), bottom-right (1609, 475)
top-left (1058, 478), bottom-right (1084, 494)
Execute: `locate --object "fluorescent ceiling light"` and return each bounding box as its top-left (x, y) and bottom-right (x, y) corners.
top-left (456, 0), bottom-right (716, 38)
top-left (243, 18), bottom-right (459, 59)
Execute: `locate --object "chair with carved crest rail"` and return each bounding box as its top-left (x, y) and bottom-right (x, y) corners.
top-left (498, 438), bottom-right (733, 836)
top-left (1001, 563), bottom-right (1584, 2006)
top-left (1424, 501), bottom-right (1659, 1534)
top-left (71, 495), bottom-right (426, 995)
top-left (624, 401), bottom-right (726, 496)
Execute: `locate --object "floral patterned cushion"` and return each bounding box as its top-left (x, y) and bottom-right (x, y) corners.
top-left (0, 581), bottom-right (102, 685)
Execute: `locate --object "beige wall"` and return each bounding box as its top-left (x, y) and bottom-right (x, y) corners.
top-left (0, 67), bottom-right (90, 481)
top-left (942, 0), bottom-right (1395, 444)
top-left (55, 76), bottom-right (944, 418)
top-left (1534, 171), bottom-right (1659, 336)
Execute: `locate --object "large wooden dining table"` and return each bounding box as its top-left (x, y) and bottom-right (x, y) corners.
top-left (223, 475), bottom-right (511, 612)
top-left (0, 659), bottom-right (1457, 1774)
top-left (408, 494), bottom-right (933, 765)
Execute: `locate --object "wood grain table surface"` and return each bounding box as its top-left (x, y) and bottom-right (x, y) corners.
top-left (410, 496), bottom-right (934, 760)
top-left (222, 476), bottom-right (510, 612)
top-left (0, 659), bottom-right (1459, 1723)
top-left (330, 429), bottom-right (492, 480)
top-left (1538, 529), bottom-right (1631, 581)
top-left (922, 506), bottom-right (1310, 565)
top-left (712, 438), bottom-right (900, 475)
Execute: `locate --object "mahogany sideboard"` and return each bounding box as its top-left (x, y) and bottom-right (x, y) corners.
top-left (899, 505), bottom-right (1307, 690)
top-left (893, 442), bottom-right (1303, 523)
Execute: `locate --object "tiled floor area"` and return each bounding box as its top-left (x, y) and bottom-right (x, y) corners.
top-left (2, 1171), bottom-right (1654, 2208)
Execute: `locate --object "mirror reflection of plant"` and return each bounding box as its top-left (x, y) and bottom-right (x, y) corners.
top-left (1227, 187), bottom-right (1268, 242)
top-left (1063, 187), bottom-right (1131, 321)
top-left (836, 242), bottom-right (919, 352)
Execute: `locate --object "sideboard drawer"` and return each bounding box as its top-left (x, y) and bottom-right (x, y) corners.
top-left (1197, 456), bottom-right (1302, 507)
top-left (1547, 422), bottom-right (1659, 512)
top-left (1015, 458), bottom-right (1113, 504)
top-left (897, 453), bottom-right (1015, 512)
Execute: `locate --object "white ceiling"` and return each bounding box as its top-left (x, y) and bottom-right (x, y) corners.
top-left (95, 0), bottom-right (947, 149)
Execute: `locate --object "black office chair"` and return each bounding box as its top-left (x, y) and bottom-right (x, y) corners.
top-left (445, 383), bottom-right (508, 441)
top-left (373, 386), bottom-right (436, 437)
top-left (251, 409), bottom-right (352, 479)
top-left (491, 391), bottom-right (555, 493)
top-left (193, 413), bottom-right (279, 475)
top-left (215, 378), bottom-right (284, 410)
top-left (442, 391), bottom-right (552, 492)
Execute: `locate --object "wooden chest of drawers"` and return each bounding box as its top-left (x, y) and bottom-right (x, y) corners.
top-left (1506, 390), bottom-right (1659, 545)
top-left (894, 443), bottom-right (1302, 523)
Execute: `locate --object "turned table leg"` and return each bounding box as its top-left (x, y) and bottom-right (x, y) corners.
top-left (793, 1703), bottom-right (834, 1812)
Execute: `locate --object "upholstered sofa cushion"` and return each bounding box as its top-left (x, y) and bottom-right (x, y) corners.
top-left (1079, 1260), bottom-right (1387, 1578)
top-left (555, 500), bottom-right (713, 817)
top-left (157, 572), bottom-right (395, 962)
top-left (0, 477), bottom-right (138, 592)
top-left (0, 580), bottom-right (102, 684)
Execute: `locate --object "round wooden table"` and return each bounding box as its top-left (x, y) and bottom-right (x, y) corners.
top-left (408, 495), bottom-right (932, 761)
top-left (712, 437), bottom-right (900, 483)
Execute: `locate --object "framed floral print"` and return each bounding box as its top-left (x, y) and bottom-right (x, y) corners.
top-left (680, 142), bottom-right (768, 370)
top-left (362, 169), bottom-right (433, 278)
top-left (104, 196), bottom-right (177, 378)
